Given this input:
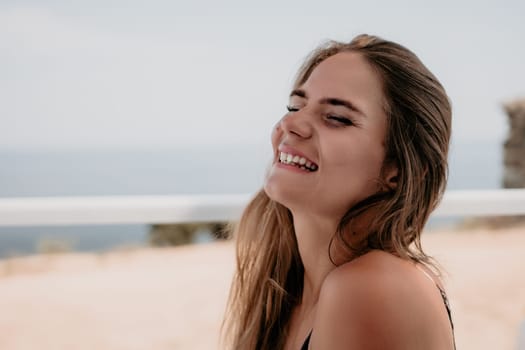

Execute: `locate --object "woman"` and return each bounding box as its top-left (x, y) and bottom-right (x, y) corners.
top-left (223, 34), bottom-right (455, 350)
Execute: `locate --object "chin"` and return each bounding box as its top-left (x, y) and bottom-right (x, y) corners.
top-left (263, 178), bottom-right (281, 203)
top-left (263, 178), bottom-right (304, 212)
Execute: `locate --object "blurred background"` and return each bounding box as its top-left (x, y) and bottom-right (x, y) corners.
top-left (1, 0), bottom-right (524, 256)
top-left (1, 1), bottom-right (525, 349)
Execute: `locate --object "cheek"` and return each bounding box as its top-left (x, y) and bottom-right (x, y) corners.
top-left (271, 122), bottom-right (282, 149)
top-left (324, 140), bottom-right (385, 190)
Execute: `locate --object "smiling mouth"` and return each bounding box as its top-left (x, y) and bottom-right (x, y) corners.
top-left (278, 152), bottom-right (318, 172)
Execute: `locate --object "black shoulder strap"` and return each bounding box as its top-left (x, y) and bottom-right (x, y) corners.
top-left (300, 331), bottom-right (312, 350)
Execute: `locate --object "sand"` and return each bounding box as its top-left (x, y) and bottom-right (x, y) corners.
top-left (0, 225), bottom-right (524, 350)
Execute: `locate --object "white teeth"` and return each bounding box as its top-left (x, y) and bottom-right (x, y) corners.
top-left (278, 152), bottom-right (317, 171)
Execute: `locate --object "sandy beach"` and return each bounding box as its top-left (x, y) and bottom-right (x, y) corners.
top-left (0, 225), bottom-right (524, 350)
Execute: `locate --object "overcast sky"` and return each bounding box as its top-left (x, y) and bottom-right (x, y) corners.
top-left (1, 0), bottom-right (524, 151)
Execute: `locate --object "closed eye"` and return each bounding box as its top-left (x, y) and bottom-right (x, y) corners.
top-left (327, 115), bottom-right (353, 126)
top-left (286, 105), bottom-right (299, 112)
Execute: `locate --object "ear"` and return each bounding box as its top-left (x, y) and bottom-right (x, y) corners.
top-left (382, 162), bottom-right (399, 191)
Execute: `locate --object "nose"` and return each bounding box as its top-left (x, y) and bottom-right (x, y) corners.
top-left (278, 110), bottom-right (313, 139)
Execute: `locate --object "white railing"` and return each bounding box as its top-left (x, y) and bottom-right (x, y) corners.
top-left (0, 189), bottom-right (524, 227)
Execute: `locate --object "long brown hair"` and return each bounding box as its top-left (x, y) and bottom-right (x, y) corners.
top-left (222, 34), bottom-right (452, 350)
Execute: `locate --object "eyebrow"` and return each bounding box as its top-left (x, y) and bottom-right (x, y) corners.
top-left (290, 89), bottom-right (365, 116)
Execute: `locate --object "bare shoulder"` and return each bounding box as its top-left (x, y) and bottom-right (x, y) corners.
top-left (310, 250), bottom-right (454, 350)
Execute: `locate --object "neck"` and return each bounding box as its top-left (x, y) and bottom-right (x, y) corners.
top-left (292, 212), bottom-right (340, 307)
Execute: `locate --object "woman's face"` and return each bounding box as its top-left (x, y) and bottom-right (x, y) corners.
top-left (264, 52), bottom-right (394, 220)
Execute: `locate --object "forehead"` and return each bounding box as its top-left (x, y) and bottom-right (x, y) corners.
top-left (299, 52), bottom-right (386, 118)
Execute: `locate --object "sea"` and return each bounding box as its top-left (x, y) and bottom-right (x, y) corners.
top-left (0, 141), bottom-right (503, 258)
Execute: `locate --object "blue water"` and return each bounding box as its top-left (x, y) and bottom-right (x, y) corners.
top-left (0, 141), bottom-right (503, 258)
top-left (0, 146), bottom-right (269, 257)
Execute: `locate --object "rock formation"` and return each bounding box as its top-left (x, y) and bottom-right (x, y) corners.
top-left (503, 98), bottom-right (525, 188)
top-left (461, 98), bottom-right (525, 229)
